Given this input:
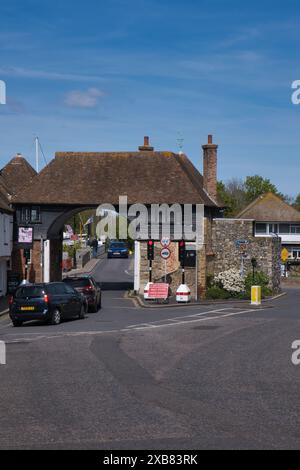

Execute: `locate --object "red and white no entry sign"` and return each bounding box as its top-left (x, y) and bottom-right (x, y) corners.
top-left (160, 247), bottom-right (171, 260)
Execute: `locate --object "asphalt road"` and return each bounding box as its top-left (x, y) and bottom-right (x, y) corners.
top-left (92, 254), bottom-right (134, 284)
top-left (1, 281), bottom-right (300, 450)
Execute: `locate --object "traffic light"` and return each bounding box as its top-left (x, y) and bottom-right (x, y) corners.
top-left (178, 240), bottom-right (186, 265)
top-left (147, 240), bottom-right (154, 260)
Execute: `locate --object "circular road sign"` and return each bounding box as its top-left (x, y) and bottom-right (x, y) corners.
top-left (160, 247), bottom-right (171, 260)
top-left (160, 237), bottom-right (171, 247)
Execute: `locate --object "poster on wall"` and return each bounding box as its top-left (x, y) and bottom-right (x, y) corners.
top-left (17, 226), bottom-right (34, 248)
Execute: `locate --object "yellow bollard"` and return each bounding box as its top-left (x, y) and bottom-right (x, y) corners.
top-left (251, 285), bottom-right (261, 306)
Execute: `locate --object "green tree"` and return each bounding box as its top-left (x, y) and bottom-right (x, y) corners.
top-left (244, 175), bottom-right (279, 203)
top-left (217, 175), bottom-right (291, 217)
top-left (293, 194), bottom-right (300, 212)
top-left (217, 178), bottom-right (247, 217)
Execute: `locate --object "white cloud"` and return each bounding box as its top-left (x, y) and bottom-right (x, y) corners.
top-left (0, 66), bottom-right (102, 82)
top-left (64, 88), bottom-right (105, 108)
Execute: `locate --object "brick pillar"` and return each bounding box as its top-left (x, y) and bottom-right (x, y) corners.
top-left (197, 247), bottom-right (207, 299)
top-left (11, 245), bottom-right (24, 280)
top-left (11, 238), bottom-right (62, 283)
top-left (202, 135), bottom-right (218, 202)
top-left (11, 241), bottom-right (42, 283)
top-left (197, 217), bottom-right (209, 300)
top-left (29, 241), bottom-right (42, 283)
top-left (50, 239), bottom-right (62, 281)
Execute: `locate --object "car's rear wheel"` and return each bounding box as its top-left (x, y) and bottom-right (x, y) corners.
top-left (89, 300), bottom-right (98, 313)
top-left (79, 305), bottom-right (85, 319)
top-left (12, 320), bottom-right (22, 327)
top-left (50, 309), bottom-right (61, 325)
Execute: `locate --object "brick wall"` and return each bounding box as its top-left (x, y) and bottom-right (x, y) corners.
top-left (11, 238), bottom-right (63, 283)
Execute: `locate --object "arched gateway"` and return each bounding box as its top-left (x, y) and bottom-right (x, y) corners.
top-left (6, 136), bottom-right (223, 298)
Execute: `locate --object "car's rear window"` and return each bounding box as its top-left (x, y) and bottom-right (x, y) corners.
top-left (15, 286), bottom-right (45, 298)
top-left (64, 278), bottom-right (90, 288)
top-left (110, 243), bottom-right (127, 249)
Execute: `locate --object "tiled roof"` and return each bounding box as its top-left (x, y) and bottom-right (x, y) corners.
top-left (13, 151), bottom-right (220, 207)
top-left (236, 192), bottom-right (300, 222)
top-left (0, 175), bottom-right (12, 212)
top-left (1, 155), bottom-right (36, 197)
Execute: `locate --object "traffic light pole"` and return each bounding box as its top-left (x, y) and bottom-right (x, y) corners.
top-left (181, 264), bottom-right (185, 285)
top-left (149, 260), bottom-right (152, 283)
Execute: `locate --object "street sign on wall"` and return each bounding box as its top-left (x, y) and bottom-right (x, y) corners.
top-left (281, 248), bottom-right (289, 262)
top-left (17, 226), bottom-right (34, 249)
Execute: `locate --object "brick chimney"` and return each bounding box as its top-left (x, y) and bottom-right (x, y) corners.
top-left (139, 136), bottom-right (154, 151)
top-left (202, 135), bottom-right (218, 201)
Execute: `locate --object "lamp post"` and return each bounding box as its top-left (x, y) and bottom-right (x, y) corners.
top-left (251, 257), bottom-right (257, 282)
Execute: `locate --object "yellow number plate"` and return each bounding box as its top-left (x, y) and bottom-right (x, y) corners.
top-left (20, 306), bottom-right (35, 311)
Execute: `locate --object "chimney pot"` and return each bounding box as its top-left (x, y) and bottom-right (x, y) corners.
top-left (208, 134), bottom-right (213, 144)
top-left (139, 135), bottom-right (154, 152)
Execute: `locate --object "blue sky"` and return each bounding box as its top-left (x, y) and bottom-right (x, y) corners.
top-left (0, 0), bottom-right (299, 196)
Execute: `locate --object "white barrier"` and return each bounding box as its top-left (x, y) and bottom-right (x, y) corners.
top-left (0, 341), bottom-right (6, 365)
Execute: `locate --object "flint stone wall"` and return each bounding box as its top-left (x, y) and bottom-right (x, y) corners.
top-left (211, 219), bottom-right (281, 293)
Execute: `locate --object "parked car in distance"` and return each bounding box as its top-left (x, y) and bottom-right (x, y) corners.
top-left (107, 241), bottom-right (129, 259)
top-left (63, 276), bottom-right (101, 312)
top-left (9, 282), bottom-right (86, 327)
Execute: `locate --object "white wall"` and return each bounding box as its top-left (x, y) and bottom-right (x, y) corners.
top-left (134, 241), bottom-right (140, 292)
top-left (0, 260), bottom-right (7, 296)
top-left (0, 212), bottom-right (13, 258)
top-left (43, 240), bottom-right (50, 283)
top-left (0, 212), bottom-right (13, 296)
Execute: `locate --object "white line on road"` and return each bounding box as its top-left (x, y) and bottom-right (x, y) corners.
top-left (0, 341), bottom-right (6, 365)
top-left (126, 307), bottom-right (232, 329)
top-left (1, 306), bottom-right (266, 344)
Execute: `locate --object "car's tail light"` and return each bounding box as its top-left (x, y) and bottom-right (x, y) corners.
top-left (9, 295), bottom-right (14, 305)
top-left (84, 286), bottom-right (94, 294)
top-left (44, 294), bottom-right (49, 304)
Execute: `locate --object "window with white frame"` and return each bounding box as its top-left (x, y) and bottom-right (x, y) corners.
top-left (288, 247), bottom-right (300, 259)
top-left (255, 223), bottom-right (300, 236)
top-left (291, 225), bottom-right (300, 234)
top-left (255, 223), bottom-right (267, 234)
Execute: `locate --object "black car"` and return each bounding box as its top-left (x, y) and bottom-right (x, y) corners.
top-left (9, 282), bottom-right (86, 327)
top-left (63, 276), bottom-right (102, 312)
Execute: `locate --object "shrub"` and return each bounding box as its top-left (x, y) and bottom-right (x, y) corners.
top-left (244, 271), bottom-right (272, 298)
top-left (214, 269), bottom-right (245, 294)
top-left (206, 286), bottom-right (232, 300)
top-left (63, 242), bottom-right (82, 258)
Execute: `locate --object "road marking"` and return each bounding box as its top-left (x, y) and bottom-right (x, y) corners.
top-left (124, 308), bottom-right (264, 331)
top-left (1, 306), bottom-right (266, 344)
top-left (126, 307), bottom-right (231, 329)
top-left (0, 341), bottom-right (6, 364)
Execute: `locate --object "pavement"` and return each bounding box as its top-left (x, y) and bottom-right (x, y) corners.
top-left (0, 296), bottom-right (8, 317)
top-left (63, 251), bottom-right (106, 277)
